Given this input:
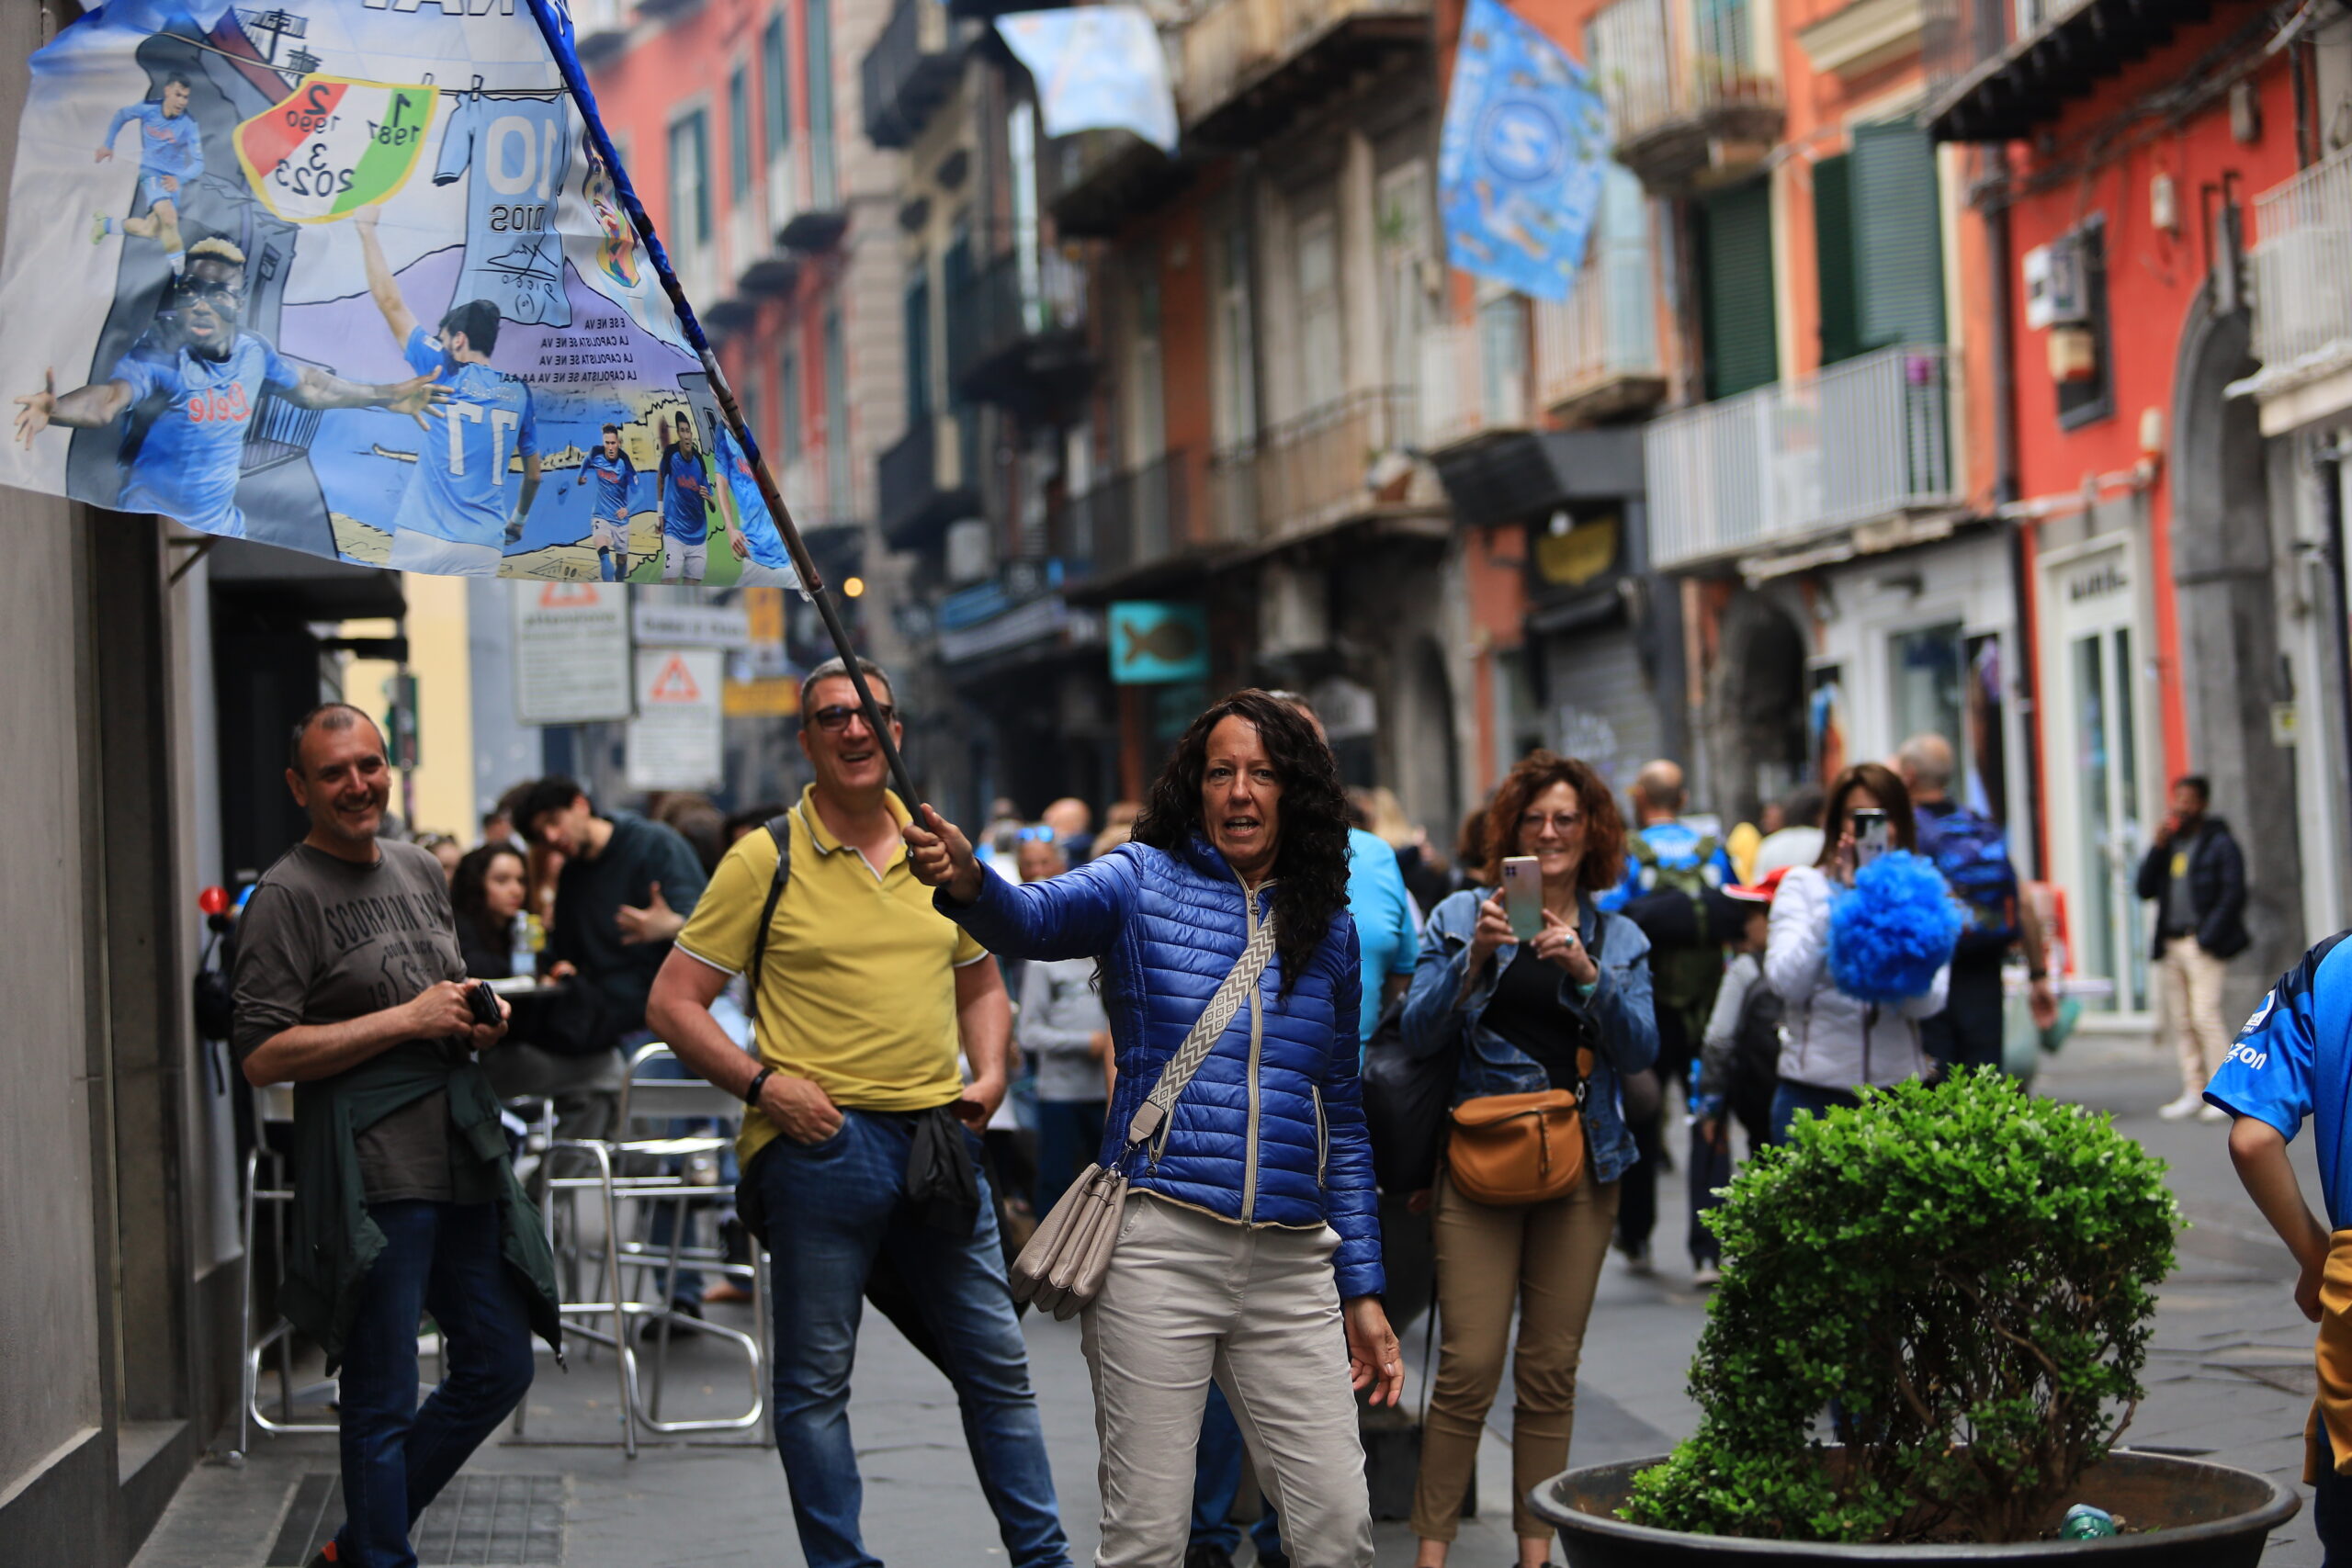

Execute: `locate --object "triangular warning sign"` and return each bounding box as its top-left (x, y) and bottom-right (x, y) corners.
top-left (540, 582), bottom-right (603, 608)
top-left (648, 655), bottom-right (701, 704)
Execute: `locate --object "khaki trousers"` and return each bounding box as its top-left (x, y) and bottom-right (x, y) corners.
top-left (1080, 1193), bottom-right (1374, 1568)
top-left (2157, 934), bottom-right (2230, 1097)
top-left (1411, 1171), bottom-right (1619, 1541)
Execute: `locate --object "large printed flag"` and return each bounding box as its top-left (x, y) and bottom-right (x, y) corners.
top-left (1437, 0), bottom-right (1609, 302)
top-left (0, 0), bottom-right (786, 586)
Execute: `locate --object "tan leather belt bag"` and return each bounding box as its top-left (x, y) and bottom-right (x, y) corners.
top-left (1446, 1047), bottom-right (1593, 1205)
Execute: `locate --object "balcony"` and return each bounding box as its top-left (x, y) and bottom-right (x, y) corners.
top-left (770, 144), bottom-right (847, 254)
top-left (1588, 0), bottom-right (1781, 193)
top-left (1534, 243), bottom-right (1664, 423)
top-left (1179, 0), bottom-right (1429, 148)
top-left (862, 0), bottom-right (970, 151)
top-left (1044, 129), bottom-right (1193, 241)
top-left (571, 0), bottom-right (630, 62)
top-left (2233, 148), bottom-right (2352, 428)
top-left (877, 412), bottom-right (981, 550)
top-left (948, 248), bottom-right (1091, 414)
top-left (1063, 450), bottom-right (1206, 595)
top-left (1419, 317), bottom-right (1532, 459)
top-left (1213, 387), bottom-right (1427, 547)
top-left (1923, 0), bottom-right (2211, 141)
top-left (1646, 343), bottom-right (1957, 571)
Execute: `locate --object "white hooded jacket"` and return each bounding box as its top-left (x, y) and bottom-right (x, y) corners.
top-left (1764, 864), bottom-right (1950, 1092)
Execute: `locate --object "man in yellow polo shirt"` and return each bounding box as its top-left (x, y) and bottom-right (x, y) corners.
top-left (647, 656), bottom-right (1073, 1568)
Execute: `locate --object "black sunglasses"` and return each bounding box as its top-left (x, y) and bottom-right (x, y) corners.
top-left (808, 702), bottom-right (897, 733)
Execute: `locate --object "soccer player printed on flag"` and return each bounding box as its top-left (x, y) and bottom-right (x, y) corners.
top-left (10, 241), bottom-right (447, 538)
top-left (654, 412), bottom-right (744, 586)
top-left (354, 205), bottom-right (544, 577)
top-left (92, 71), bottom-right (202, 271)
top-left (573, 422), bottom-right (639, 581)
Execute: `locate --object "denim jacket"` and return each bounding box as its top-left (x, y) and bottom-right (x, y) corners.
top-left (1399, 889), bottom-right (1658, 1186)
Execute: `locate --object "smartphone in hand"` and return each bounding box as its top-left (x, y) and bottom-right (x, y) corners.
top-left (1851, 807), bottom-right (1891, 869)
top-left (1502, 855), bottom-right (1544, 942)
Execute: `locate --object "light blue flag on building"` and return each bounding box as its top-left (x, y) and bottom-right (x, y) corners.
top-left (997, 7), bottom-right (1179, 153)
top-left (1437, 0), bottom-right (1610, 302)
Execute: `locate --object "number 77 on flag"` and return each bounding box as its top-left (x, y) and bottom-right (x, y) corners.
top-left (234, 77), bottom-right (437, 224)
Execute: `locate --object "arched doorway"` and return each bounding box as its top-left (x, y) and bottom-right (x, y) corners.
top-left (1706, 590), bottom-right (1808, 826)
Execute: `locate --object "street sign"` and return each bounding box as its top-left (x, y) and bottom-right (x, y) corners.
top-left (632, 600), bottom-right (752, 648)
top-left (1107, 601), bottom-right (1209, 684)
top-left (627, 649), bottom-right (725, 791)
top-left (723, 677), bottom-right (801, 717)
top-left (512, 581), bottom-right (633, 726)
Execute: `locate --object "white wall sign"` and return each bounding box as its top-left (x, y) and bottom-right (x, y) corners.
top-left (632, 600), bottom-right (752, 649)
top-left (627, 648), bottom-right (725, 791)
top-left (512, 581), bottom-right (634, 727)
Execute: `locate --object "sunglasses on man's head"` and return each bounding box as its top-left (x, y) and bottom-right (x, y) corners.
top-left (808, 702), bottom-right (897, 733)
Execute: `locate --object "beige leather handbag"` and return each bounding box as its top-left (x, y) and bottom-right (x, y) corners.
top-left (1012, 899), bottom-right (1279, 1319)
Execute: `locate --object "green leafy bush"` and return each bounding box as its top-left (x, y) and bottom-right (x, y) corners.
top-left (1623, 1069), bottom-right (2177, 1543)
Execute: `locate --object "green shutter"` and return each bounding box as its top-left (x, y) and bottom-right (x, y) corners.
top-left (1814, 154), bottom-right (1861, 367)
top-left (1851, 122), bottom-right (1946, 348)
top-left (1701, 179), bottom-right (1778, 399)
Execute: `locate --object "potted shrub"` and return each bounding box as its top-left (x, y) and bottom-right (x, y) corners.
top-left (1533, 1071), bottom-right (2301, 1564)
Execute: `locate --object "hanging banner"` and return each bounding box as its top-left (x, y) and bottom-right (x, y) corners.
top-left (1436, 0), bottom-right (1608, 302)
top-left (0, 0), bottom-right (793, 585)
top-left (996, 8), bottom-right (1178, 153)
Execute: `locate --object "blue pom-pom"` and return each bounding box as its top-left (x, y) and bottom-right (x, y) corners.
top-left (1827, 850), bottom-right (1963, 1004)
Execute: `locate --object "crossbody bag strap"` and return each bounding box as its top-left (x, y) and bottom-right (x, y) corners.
top-left (745, 809), bottom-right (797, 1033)
top-left (1124, 882), bottom-right (1280, 1155)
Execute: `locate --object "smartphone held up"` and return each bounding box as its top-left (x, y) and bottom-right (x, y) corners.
top-left (1502, 855), bottom-right (1544, 942)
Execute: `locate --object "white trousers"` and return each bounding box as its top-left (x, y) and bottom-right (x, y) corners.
top-left (1080, 1193), bottom-right (1372, 1568)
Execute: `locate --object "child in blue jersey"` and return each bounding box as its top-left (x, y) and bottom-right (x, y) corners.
top-left (10, 267), bottom-right (445, 535)
top-left (572, 423), bottom-right (637, 581)
top-left (93, 73), bottom-right (201, 270)
top-left (2210, 931), bottom-right (2352, 1557)
top-left (355, 207), bottom-right (543, 576)
top-left (654, 414), bottom-right (744, 585)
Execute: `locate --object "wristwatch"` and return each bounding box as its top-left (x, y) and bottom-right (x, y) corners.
top-left (743, 1065), bottom-right (776, 1107)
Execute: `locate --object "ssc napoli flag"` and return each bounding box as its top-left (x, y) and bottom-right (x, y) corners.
top-left (1436, 0), bottom-right (1609, 302)
top-left (0, 0), bottom-right (776, 585)
top-left (996, 8), bottom-right (1177, 153)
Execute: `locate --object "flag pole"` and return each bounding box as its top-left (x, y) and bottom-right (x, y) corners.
top-left (522, 0), bottom-right (920, 809)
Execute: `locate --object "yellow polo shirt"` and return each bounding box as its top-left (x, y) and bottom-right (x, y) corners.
top-left (675, 785), bottom-right (987, 1163)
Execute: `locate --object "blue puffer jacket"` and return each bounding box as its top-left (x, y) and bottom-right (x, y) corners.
top-left (941, 834), bottom-right (1382, 1300)
top-left (1400, 890), bottom-right (1658, 1186)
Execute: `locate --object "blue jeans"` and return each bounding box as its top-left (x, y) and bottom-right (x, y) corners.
top-left (755, 1109), bottom-right (1071, 1568)
top-left (1034, 1098), bottom-right (1103, 1216)
top-left (1769, 1081), bottom-right (1863, 1145)
top-left (334, 1201), bottom-right (536, 1568)
top-left (1193, 1380), bottom-right (1287, 1561)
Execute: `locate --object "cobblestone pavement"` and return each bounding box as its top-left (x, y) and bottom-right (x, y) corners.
top-left (136, 1026), bottom-right (2324, 1565)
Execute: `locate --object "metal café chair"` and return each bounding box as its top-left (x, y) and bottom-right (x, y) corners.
top-left (232, 1132), bottom-right (340, 1461)
top-left (544, 1043), bottom-right (768, 1454)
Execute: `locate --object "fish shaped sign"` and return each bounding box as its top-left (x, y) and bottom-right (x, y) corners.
top-left (1107, 600), bottom-right (1208, 684)
top-left (0, 0), bottom-right (796, 586)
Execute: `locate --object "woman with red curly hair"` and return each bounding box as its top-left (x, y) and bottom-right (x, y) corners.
top-left (1398, 752), bottom-right (1658, 1568)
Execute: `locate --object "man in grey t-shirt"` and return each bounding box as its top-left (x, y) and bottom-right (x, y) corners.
top-left (233, 704), bottom-right (537, 1568)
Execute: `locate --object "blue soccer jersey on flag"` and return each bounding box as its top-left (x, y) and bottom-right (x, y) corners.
top-left (111, 332), bottom-right (300, 536)
top-left (105, 101), bottom-right (202, 184)
top-left (2207, 931), bottom-right (2352, 1227)
top-left (660, 448), bottom-right (709, 543)
top-left (392, 325), bottom-right (538, 547)
top-left (433, 94), bottom-right (572, 328)
top-left (579, 447), bottom-right (635, 518)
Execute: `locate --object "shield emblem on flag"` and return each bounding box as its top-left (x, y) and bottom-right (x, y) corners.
top-left (234, 76), bottom-right (438, 224)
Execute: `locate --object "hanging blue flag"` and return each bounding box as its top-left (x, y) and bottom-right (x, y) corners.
top-left (997, 7), bottom-right (1178, 153)
top-left (1436, 0), bottom-right (1609, 302)
top-left (0, 0), bottom-right (779, 585)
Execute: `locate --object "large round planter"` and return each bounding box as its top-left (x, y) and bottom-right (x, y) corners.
top-left (1531, 1450), bottom-right (2301, 1567)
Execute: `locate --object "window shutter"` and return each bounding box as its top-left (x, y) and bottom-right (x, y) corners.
top-left (1814, 153), bottom-right (1861, 366)
top-left (1851, 122), bottom-right (1946, 348)
top-left (1700, 179), bottom-right (1777, 399)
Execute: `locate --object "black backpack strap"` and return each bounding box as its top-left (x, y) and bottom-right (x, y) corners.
top-left (746, 810), bottom-right (795, 1032)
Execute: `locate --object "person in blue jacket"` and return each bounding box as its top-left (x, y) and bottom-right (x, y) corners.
top-left (904, 688), bottom-right (1403, 1568)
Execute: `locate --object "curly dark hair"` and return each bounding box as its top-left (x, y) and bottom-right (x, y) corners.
top-left (1132, 689), bottom-right (1351, 994)
top-left (1817, 761), bottom-right (1917, 867)
top-left (1482, 750), bottom-right (1628, 894)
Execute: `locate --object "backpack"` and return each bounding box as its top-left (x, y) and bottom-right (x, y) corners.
top-left (1915, 803), bottom-right (2018, 962)
top-left (1629, 832), bottom-right (1726, 1049)
top-left (1728, 970), bottom-right (1783, 1098)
